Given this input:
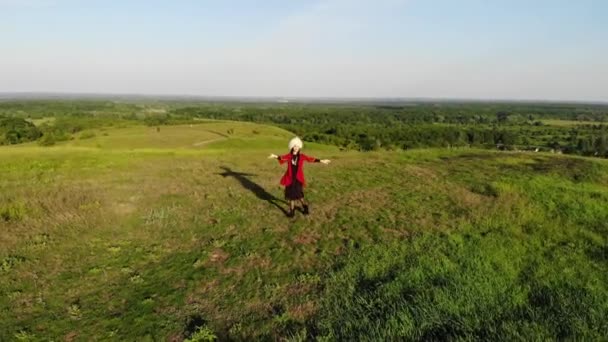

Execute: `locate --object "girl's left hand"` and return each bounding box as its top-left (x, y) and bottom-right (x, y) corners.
top-left (320, 159), bottom-right (331, 164)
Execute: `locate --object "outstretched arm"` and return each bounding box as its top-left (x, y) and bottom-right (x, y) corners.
top-left (268, 153), bottom-right (289, 164)
top-left (302, 154), bottom-right (330, 164)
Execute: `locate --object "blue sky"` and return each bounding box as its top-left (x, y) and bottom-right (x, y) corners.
top-left (1, 0), bottom-right (607, 101)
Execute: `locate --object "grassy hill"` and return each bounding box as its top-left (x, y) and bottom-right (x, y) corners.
top-left (1, 121), bottom-right (607, 340)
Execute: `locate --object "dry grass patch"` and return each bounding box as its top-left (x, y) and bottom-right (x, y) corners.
top-left (208, 249), bottom-right (229, 264)
top-left (294, 231), bottom-right (321, 245)
top-left (403, 165), bottom-right (440, 182)
top-left (288, 301), bottom-right (317, 322)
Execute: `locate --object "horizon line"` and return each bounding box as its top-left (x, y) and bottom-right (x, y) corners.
top-left (1, 91), bottom-right (607, 106)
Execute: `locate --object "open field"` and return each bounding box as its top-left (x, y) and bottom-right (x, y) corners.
top-left (1, 121), bottom-right (607, 340)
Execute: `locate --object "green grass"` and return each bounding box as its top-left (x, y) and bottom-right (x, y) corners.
top-left (1, 122), bottom-right (607, 340)
top-left (27, 117), bottom-right (56, 126)
top-left (57, 121), bottom-right (293, 150)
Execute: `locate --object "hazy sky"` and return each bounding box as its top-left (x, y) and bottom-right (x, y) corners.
top-left (1, 0), bottom-right (607, 101)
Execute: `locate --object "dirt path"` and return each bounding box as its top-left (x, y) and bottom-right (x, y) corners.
top-left (192, 137), bottom-right (227, 147)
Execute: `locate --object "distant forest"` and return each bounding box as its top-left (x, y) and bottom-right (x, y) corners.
top-left (1, 99), bottom-right (608, 157)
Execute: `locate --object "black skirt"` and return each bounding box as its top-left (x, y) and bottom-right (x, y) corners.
top-left (285, 179), bottom-right (304, 200)
top-left (285, 155), bottom-right (304, 200)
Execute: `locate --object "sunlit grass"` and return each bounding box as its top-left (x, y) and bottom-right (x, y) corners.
top-left (1, 122), bottom-right (607, 340)
top-left (58, 121), bottom-right (294, 149)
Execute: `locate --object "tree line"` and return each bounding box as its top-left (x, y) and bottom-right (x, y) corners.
top-left (1, 100), bottom-right (608, 156)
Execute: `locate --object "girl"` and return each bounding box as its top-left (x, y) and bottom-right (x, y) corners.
top-left (268, 137), bottom-right (330, 217)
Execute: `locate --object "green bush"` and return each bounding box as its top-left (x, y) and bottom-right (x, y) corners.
top-left (38, 133), bottom-right (57, 146)
top-left (185, 326), bottom-right (217, 342)
top-left (0, 117), bottom-right (41, 144)
top-left (0, 201), bottom-right (26, 222)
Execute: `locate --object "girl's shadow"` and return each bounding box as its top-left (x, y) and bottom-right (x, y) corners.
top-left (217, 166), bottom-right (289, 216)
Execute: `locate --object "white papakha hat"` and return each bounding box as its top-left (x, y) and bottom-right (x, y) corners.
top-left (288, 136), bottom-right (303, 150)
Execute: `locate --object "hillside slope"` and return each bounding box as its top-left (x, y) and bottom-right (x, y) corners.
top-left (1, 121), bottom-right (607, 340)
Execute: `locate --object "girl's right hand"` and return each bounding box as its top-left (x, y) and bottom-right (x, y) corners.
top-left (268, 153), bottom-right (278, 159)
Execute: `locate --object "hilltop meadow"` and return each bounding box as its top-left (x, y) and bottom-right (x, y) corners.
top-left (1, 100), bottom-right (607, 340)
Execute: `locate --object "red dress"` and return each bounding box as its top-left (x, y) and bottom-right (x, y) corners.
top-left (278, 152), bottom-right (318, 200)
